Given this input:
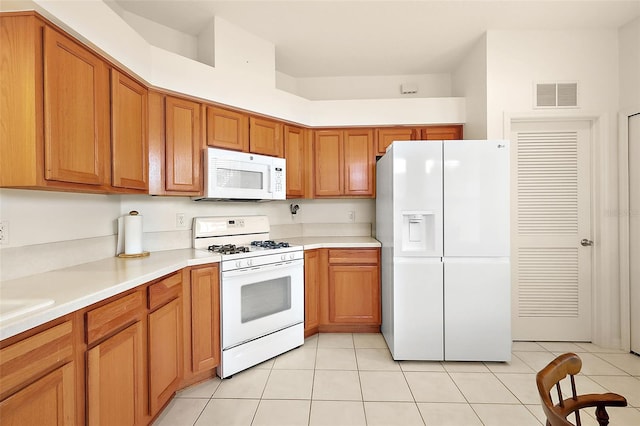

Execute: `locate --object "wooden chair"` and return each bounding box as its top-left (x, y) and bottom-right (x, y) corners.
top-left (536, 352), bottom-right (627, 426)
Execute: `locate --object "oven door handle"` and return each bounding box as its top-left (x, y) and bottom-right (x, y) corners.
top-left (222, 259), bottom-right (303, 278)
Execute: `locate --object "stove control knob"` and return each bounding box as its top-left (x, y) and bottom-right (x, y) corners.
top-left (235, 261), bottom-right (241, 268)
top-left (281, 255), bottom-right (286, 261)
top-left (289, 254), bottom-right (295, 260)
top-left (247, 259), bottom-right (253, 266)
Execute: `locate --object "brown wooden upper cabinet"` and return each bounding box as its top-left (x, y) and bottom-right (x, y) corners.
top-left (148, 91), bottom-right (203, 196)
top-left (43, 26), bottom-right (111, 187)
top-left (205, 107), bottom-right (284, 158)
top-left (421, 125), bottom-right (463, 140)
top-left (375, 125), bottom-right (463, 156)
top-left (284, 125), bottom-right (308, 198)
top-left (0, 13), bottom-right (150, 194)
top-left (111, 70), bottom-right (148, 191)
top-left (0, 14), bottom-right (113, 192)
top-left (314, 129), bottom-right (375, 198)
top-left (375, 127), bottom-right (416, 156)
top-left (206, 105), bottom-right (249, 152)
top-left (250, 117), bottom-right (284, 157)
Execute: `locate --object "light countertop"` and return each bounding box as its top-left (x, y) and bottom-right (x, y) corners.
top-left (287, 236), bottom-right (381, 250)
top-left (0, 249), bottom-right (221, 341)
top-left (0, 237), bottom-right (380, 341)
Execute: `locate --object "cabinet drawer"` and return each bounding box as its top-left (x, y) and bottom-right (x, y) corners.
top-left (328, 249), bottom-right (379, 265)
top-left (86, 291), bottom-right (143, 345)
top-left (148, 271), bottom-right (182, 311)
top-left (0, 321), bottom-right (73, 399)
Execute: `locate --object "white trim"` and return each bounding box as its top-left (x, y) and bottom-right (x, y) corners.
top-left (618, 106), bottom-right (640, 352)
top-left (504, 111), bottom-right (613, 346)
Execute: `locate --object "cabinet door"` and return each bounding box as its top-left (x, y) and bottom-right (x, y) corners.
top-left (420, 125), bottom-right (462, 140)
top-left (165, 96), bottom-right (202, 193)
top-left (0, 362), bottom-right (75, 426)
top-left (344, 129), bottom-right (374, 196)
top-left (43, 26), bottom-right (110, 186)
top-left (86, 321), bottom-right (145, 426)
top-left (304, 250), bottom-right (321, 336)
top-left (149, 298), bottom-right (182, 415)
top-left (111, 69), bottom-right (148, 191)
top-left (206, 106), bottom-right (249, 152)
top-left (375, 127), bottom-right (416, 155)
top-left (328, 265), bottom-right (380, 325)
top-left (284, 125), bottom-right (306, 198)
top-left (249, 117), bottom-right (284, 157)
top-left (190, 266), bottom-right (220, 373)
top-left (314, 130), bottom-right (343, 197)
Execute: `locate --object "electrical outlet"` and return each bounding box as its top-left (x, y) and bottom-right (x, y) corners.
top-left (0, 221), bottom-right (8, 245)
top-left (176, 213), bottom-right (186, 228)
top-left (347, 211), bottom-right (355, 223)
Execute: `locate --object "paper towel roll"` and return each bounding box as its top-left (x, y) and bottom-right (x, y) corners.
top-left (124, 211), bottom-right (143, 255)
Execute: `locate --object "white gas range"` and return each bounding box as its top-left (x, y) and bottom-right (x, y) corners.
top-left (193, 216), bottom-right (304, 378)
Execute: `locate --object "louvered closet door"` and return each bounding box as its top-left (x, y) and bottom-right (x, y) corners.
top-left (511, 120), bottom-right (592, 341)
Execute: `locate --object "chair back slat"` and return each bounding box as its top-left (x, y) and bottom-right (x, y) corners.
top-left (570, 375), bottom-right (581, 426)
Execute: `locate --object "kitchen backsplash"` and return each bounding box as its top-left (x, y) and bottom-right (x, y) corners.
top-left (0, 189), bottom-right (375, 281)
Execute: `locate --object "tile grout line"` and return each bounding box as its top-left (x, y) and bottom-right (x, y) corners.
top-left (443, 363), bottom-right (487, 425)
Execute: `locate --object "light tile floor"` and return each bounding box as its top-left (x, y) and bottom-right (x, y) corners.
top-left (153, 334), bottom-right (640, 426)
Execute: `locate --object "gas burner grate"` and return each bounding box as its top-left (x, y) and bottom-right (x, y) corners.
top-left (207, 244), bottom-right (250, 255)
top-left (251, 240), bottom-right (290, 249)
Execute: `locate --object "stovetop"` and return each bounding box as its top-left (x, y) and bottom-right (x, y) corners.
top-left (206, 240), bottom-right (292, 255)
top-left (193, 216), bottom-right (303, 270)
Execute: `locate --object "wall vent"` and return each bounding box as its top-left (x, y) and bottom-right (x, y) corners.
top-left (534, 82), bottom-right (578, 108)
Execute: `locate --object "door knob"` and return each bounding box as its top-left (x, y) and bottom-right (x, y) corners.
top-left (580, 239), bottom-right (594, 247)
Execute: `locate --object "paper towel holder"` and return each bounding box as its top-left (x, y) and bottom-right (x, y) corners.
top-left (117, 210), bottom-right (150, 258)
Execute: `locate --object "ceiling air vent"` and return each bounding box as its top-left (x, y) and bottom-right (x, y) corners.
top-left (534, 82), bottom-right (578, 108)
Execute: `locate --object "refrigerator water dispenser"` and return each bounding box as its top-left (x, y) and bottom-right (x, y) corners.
top-left (401, 212), bottom-right (435, 253)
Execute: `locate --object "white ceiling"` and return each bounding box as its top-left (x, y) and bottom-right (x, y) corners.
top-left (112, 0), bottom-right (640, 78)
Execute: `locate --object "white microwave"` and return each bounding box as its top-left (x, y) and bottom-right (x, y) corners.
top-left (194, 147), bottom-right (286, 201)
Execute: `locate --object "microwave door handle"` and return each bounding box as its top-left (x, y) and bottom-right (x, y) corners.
top-left (268, 165), bottom-right (275, 194)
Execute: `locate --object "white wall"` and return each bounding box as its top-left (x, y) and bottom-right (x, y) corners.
top-left (120, 10), bottom-right (198, 61)
top-left (17, 0), bottom-right (464, 127)
top-left (452, 35), bottom-right (487, 139)
top-left (120, 197), bottom-right (375, 235)
top-left (0, 189), bottom-right (375, 280)
top-left (213, 16), bottom-right (276, 88)
top-left (197, 19), bottom-right (215, 67)
top-left (619, 17), bottom-right (640, 111)
top-left (486, 30), bottom-right (619, 138)
top-left (284, 73), bottom-right (452, 100)
top-left (485, 29), bottom-right (622, 347)
top-left (0, 189), bottom-right (118, 247)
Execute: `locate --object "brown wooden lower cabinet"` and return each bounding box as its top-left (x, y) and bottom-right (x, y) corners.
top-left (0, 247), bottom-right (380, 424)
top-left (0, 362), bottom-right (76, 426)
top-left (0, 265), bottom-right (221, 426)
top-left (0, 319), bottom-right (77, 425)
top-left (304, 249), bottom-right (321, 337)
top-left (328, 264), bottom-right (380, 324)
top-left (148, 273), bottom-right (183, 416)
top-left (182, 264), bottom-right (220, 386)
top-left (86, 320), bottom-right (145, 426)
top-left (308, 248), bottom-right (381, 334)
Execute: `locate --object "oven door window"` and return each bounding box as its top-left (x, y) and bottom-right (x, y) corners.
top-left (221, 260), bottom-right (304, 350)
top-left (241, 277), bottom-right (291, 323)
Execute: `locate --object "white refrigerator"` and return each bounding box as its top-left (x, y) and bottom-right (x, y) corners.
top-left (376, 140), bottom-right (511, 361)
